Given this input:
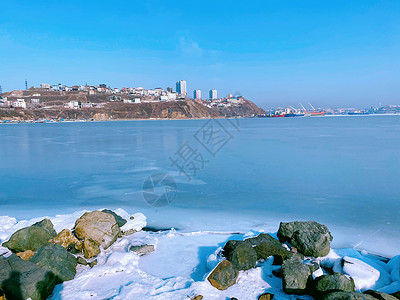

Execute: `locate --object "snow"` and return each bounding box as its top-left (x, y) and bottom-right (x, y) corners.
top-left (1, 209), bottom-right (400, 299)
top-left (388, 255), bottom-right (400, 282)
top-left (342, 256), bottom-right (381, 290)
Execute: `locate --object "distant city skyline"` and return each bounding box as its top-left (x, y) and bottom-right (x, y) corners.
top-left (1, 1), bottom-right (399, 108)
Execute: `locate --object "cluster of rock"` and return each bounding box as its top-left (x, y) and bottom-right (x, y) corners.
top-left (0, 209), bottom-right (151, 300)
top-left (207, 221), bottom-right (400, 300)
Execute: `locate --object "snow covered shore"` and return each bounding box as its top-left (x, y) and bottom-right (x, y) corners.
top-left (1, 208), bottom-right (400, 300)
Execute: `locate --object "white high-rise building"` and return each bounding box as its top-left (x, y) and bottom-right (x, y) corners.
top-left (209, 89), bottom-right (217, 100)
top-left (193, 89), bottom-right (201, 100)
top-left (176, 80), bottom-right (187, 95)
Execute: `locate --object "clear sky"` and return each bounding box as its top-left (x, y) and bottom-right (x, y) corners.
top-left (1, 0), bottom-right (399, 108)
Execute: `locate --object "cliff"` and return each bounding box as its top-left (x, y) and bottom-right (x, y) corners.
top-left (0, 100), bottom-right (265, 121)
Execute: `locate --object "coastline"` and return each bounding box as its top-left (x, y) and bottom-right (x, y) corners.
top-left (1, 208), bottom-right (399, 299)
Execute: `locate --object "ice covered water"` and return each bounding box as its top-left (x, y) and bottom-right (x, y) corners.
top-left (0, 115), bottom-right (399, 257)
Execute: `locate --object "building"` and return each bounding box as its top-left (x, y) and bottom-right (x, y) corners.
top-left (193, 89), bottom-right (201, 100)
top-left (209, 89), bottom-right (217, 100)
top-left (67, 101), bottom-right (81, 109)
top-left (40, 83), bottom-right (51, 89)
top-left (13, 99), bottom-right (26, 109)
top-left (176, 80), bottom-right (187, 95)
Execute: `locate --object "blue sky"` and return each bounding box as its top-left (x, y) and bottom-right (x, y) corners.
top-left (0, 0), bottom-right (399, 108)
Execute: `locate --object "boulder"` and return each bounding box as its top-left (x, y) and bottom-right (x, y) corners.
top-left (281, 254), bottom-right (311, 294)
top-left (258, 293), bottom-right (274, 299)
top-left (223, 240), bottom-right (257, 270)
top-left (101, 209), bottom-right (127, 227)
top-left (0, 254), bottom-right (57, 300)
top-left (2, 218), bottom-right (57, 252)
top-left (315, 273), bottom-right (355, 294)
top-left (129, 244), bottom-right (155, 256)
top-left (247, 233), bottom-right (291, 261)
top-left (89, 259), bottom-right (97, 268)
top-left (392, 292), bottom-right (400, 299)
top-left (277, 221), bottom-right (332, 257)
top-left (77, 257), bottom-right (88, 266)
top-left (83, 238), bottom-right (101, 259)
top-left (16, 250), bottom-right (35, 261)
top-left (74, 211), bottom-right (120, 250)
top-left (30, 243), bottom-right (77, 283)
top-left (364, 290), bottom-right (399, 300)
top-left (191, 296), bottom-right (203, 300)
top-left (207, 260), bottom-right (238, 290)
top-left (49, 229), bottom-right (82, 251)
top-left (322, 291), bottom-right (379, 300)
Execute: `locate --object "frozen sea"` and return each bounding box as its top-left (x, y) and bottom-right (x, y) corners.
top-left (1, 115), bottom-right (400, 257)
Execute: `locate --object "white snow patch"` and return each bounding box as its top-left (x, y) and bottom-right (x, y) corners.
top-left (342, 256), bottom-right (380, 290)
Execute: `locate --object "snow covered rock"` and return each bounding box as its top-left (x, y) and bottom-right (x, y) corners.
top-left (342, 256), bottom-right (380, 290)
top-left (120, 212), bottom-right (147, 235)
top-left (2, 218), bottom-right (57, 252)
top-left (281, 254), bottom-right (312, 294)
top-left (223, 240), bottom-right (257, 270)
top-left (277, 221), bottom-right (333, 257)
top-left (364, 290), bottom-right (399, 300)
top-left (74, 211), bottom-right (120, 250)
top-left (129, 244), bottom-right (155, 256)
top-left (322, 291), bottom-right (377, 300)
top-left (0, 254), bottom-right (57, 300)
top-left (30, 243), bottom-right (77, 283)
top-left (247, 233), bottom-right (291, 261)
top-left (315, 273), bottom-right (355, 294)
top-left (207, 260), bottom-right (239, 290)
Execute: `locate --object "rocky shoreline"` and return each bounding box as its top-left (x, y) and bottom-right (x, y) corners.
top-left (0, 209), bottom-right (399, 300)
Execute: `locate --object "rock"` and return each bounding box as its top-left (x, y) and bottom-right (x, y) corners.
top-left (247, 233), bottom-right (291, 261)
top-left (74, 211), bottom-right (120, 250)
top-left (392, 292), bottom-right (400, 299)
top-left (341, 256), bottom-right (380, 290)
top-left (315, 273), bottom-right (355, 294)
top-left (207, 260), bottom-right (239, 290)
top-left (50, 229), bottom-right (82, 251)
top-left (277, 221), bottom-right (332, 257)
top-left (272, 269), bottom-right (282, 278)
top-left (83, 238), bottom-right (101, 259)
top-left (231, 298), bottom-right (238, 300)
top-left (258, 292), bottom-right (274, 299)
top-left (101, 209), bottom-right (127, 227)
top-left (89, 259), bottom-right (97, 268)
top-left (77, 257), bottom-right (88, 266)
top-left (123, 229), bottom-right (137, 236)
top-left (281, 254), bottom-right (311, 294)
top-left (191, 296), bottom-right (203, 300)
top-left (364, 290), bottom-right (399, 300)
top-left (129, 244), bottom-right (155, 256)
top-left (30, 243), bottom-right (77, 283)
top-left (16, 250), bottom-right (35, 261)
top-left (0, 254), bottom-right (57, 300)
top-left (322, 291), bottom-right (379, 300)
top-left (223, 240), bottom-right (257, 270)
top-left (2, 218), bottom-right (57, 252)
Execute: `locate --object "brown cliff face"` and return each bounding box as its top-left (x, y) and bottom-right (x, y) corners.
top-left (0, 100), bottom-right (265, 121)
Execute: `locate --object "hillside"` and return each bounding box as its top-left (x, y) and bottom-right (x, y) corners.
top-left (0, 100), bottom-right (265, 121)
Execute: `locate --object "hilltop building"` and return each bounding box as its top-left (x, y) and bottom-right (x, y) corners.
top-left (193, 89), bottom-right (201, 100)
top-left (209, 89), bottom-right (217, 100)
top-left (176, 80), bottom-right (187, 96)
